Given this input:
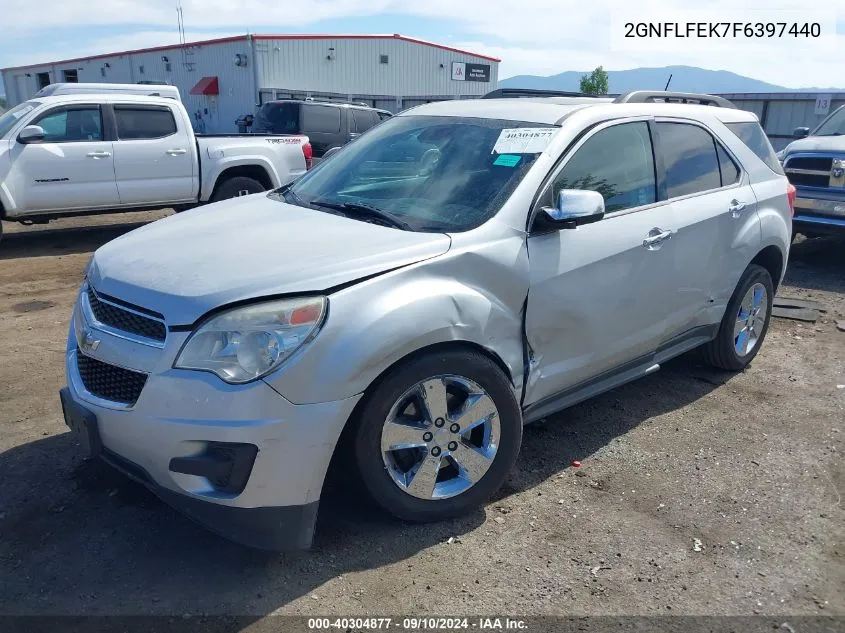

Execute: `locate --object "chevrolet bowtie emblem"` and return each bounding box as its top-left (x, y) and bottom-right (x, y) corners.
top-left (80, 327), bottom-right (101, 353)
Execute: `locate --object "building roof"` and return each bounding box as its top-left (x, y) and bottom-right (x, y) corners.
top-left (1, 33), bottom-right (500, 73)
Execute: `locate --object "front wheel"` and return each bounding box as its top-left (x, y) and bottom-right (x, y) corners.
top-left (353, 350), bottom-right (522, 522)
top-left (702, 264), bottom-right (774, 371)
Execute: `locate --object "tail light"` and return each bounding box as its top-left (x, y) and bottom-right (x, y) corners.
top-left (787, 183), bottom-right (796, 217)
top-left (302, 142), bottom-right (313, 170)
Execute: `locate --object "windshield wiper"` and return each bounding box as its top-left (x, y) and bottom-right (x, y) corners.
top-left (311, 199), bottom-right (413, 231)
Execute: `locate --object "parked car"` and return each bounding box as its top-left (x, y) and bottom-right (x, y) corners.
top-left (61, 91), bottom-right (791, 550)
top-left (778, 104), bottom-right (845, 237)
top-left (0, 93), bottom-right (311, 236)
top-left (251, 99), bottom-right (385, 157)
top-left (34, 82), bottom-right (181, 101)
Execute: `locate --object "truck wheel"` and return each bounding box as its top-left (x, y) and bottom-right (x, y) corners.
top-left (210, 176), bottom-right (265, 202)
top-left (702, 264), bottom-right (774, 371)
top-left (353, 349), bottom-right (522, 523)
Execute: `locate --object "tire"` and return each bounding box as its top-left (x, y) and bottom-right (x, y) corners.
top-left (353, 349), bottom-right (522, 523)
top-left (210, 176), bottom-right (265, 202)
top-left (702, 264), bottom-right (774, 371)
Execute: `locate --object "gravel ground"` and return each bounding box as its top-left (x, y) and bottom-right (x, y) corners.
top-left (0, 212), bottom-right (842, 617)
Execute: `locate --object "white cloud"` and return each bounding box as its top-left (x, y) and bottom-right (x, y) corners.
top-left (2, 0), bottom-right (844, 88)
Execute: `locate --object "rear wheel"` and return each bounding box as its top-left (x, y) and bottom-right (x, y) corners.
top-left (353, 350), bottom-right (522, 522)
top-left (702, 264), bottom-right (774, 371)
top-left (210, 176), bottom-right (265, 202)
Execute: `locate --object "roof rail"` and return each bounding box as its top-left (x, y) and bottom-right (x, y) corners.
top-left (303, 96), bottom-right (370, 107)
top-left (482, 88), bottom-right (599, 99)
top-left (614, 91), bottom-right (736, 109)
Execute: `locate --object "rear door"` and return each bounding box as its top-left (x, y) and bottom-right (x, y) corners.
top-left (8, 104), bottom-right (120, 213)
top-left (301, 104), bottom-right (343, 156)
top-left (110, 103), bottom-right (197, 205)
top-left (524, 118), bottom-right (679, 406)
top-left (654, 119), bottom-right (760, 341)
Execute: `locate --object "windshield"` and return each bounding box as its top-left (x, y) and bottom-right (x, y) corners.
top-left (278, 115), bottom-right (555, 232)
top-left (812, 105), bottom-right (845, 136)
top-left (0, 101), bottom-right (38, 138)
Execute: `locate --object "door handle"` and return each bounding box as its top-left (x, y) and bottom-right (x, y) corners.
top-left (642, 227), bottom-right (674, 250)
top-left (86, 151), bottom-right (111, 159)
top-left (166, 148), bottom-right (187, 155)
top-left (729, 199), bottom-right (747, 218)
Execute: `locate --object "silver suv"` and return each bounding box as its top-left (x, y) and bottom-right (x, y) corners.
top-left (60, 90), bottom-right (793, 550)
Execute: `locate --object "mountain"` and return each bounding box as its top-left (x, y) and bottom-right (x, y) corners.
top-left (498, 65), bottom-right (838, 94)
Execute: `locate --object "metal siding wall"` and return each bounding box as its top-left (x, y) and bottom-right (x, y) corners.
top-left (255, 37), bottom-right (497, 101)
top-left (1, 39), bottom-right (254, 131)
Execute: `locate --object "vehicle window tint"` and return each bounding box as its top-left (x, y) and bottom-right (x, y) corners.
top-left (657, 122), bottom-right (721, 198)
top-left (717, 143), bottom-right (741, 186)
top-left (552, 122), bottom-right (656, 213)
top-left (725, 121), bottom-right (784, 175)
top-left (34, 107), bottom-right (102, 142)
top-left (302, 104), bottom-right (341, 134)
top-left (115, 106), bottom-right (177, 139)
top-left (351, 109), bottom-right (375, 134)
top-left (255, 102), bottom-right (299, 133)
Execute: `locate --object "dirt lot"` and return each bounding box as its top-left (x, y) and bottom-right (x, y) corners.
top-left (0, 212), bottom-right (843, 618)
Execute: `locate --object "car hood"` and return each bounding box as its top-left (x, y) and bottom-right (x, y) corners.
top-left (783, 135), bottom-right (845, 155)
top-left (88, 194), bottom-right (451, 325)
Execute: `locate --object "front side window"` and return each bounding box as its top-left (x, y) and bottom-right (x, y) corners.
top-left (280, 115), bottom-right (553, 232)
top-left (351, 109), bottom-right (375, 134)
top-left (657, 122), bottom-right (721, 198)
top-left (549, 121), bottom-right (656, 214)
top-left (33, 107), bottom-right (102, 142)
top-left (114, 106), bottom-right (177, 140)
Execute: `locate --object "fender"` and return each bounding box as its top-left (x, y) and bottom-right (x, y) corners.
top-left (755, 205), bottom-right (791, 287)
top-left (264, 231), bottom-right (530, 406)
top-left (200, 154), bottom-right (280, 201)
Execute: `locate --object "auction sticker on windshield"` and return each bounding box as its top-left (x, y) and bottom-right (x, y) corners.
top-left (492, 128), bottom-right (557, 154)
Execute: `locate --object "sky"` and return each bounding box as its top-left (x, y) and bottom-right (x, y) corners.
top-left (2, 0), bottom-right (845, 95)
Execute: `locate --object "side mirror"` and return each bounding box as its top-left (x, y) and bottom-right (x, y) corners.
top-left (18, 125), bottom-right (46, 144)
top-left (793, 127), bottom-right (810, 139)
top-left (536, 189), bottom-right (605, 231)
top-left (322, 146), bottom-right (342, 160)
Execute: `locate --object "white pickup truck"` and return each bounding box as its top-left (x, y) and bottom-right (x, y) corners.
top-left (0, 93), bottom-right (311, 236)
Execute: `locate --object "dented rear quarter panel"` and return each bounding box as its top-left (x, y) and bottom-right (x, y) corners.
top-left (263, 218), bottom-right (531, 406)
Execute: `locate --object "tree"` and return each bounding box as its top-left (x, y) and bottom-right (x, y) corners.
top-left (579, 66), bottom-right (609, 95)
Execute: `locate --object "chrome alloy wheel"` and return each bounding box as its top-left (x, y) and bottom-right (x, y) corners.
top-left (735, 282), bottom-right (768, 356)
top-left (380, 375), bottom-right (501, 500)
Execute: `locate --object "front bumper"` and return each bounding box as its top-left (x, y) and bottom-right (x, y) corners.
top-left (793, 195), bottom-right (845, 235)
top-left (64, 304), bottom-right (361, 550)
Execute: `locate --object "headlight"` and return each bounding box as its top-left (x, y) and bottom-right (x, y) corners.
top-left (174, 296), bottom-right (326, 384)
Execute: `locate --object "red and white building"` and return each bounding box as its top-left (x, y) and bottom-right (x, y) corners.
top-left (2, 34), bottom-right (500, 132)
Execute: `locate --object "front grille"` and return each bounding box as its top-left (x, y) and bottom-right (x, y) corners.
top-left (786, 171), bottom-right (831, 188)
top-left (76, 352), bottom-right (148, 406)
top-left (86, 286), bottom-right (166, 342)
top-left (785, 156), bottom-right (832, 172)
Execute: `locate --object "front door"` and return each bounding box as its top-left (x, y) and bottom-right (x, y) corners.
top-left (9, 104), bottom-right (119, 214)
top-left (524, 119), bottom-right (679, 407)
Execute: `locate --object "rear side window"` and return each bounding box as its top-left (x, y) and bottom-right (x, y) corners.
top-left (255, 102), bottom-right (300, 133)
top-left (717, 144), bottom-right (741, 186)
top-left (725, 121), bottom-right (784, 175)
top-left (302, 104), bottom-right (341, 134)
top-left (657, 122), bottom-right (721, 198)
top-left (115, 106), bottom-right (177, 140)
top-left (552, 121), bottom-right (656, 213)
